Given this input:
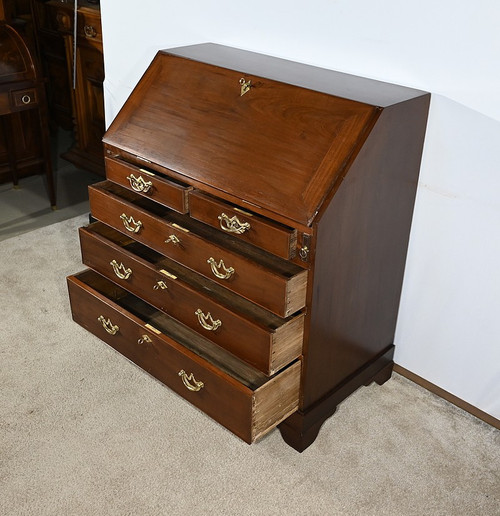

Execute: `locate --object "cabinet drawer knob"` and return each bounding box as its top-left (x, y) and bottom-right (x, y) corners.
top-left (21, 94), bottom-right (32, 105)
top-left (97, 315), bottom-right (119, 335)
top-left (207, 257), bottom-right (234, 280)
top-left (126, 174), bottom-right (153, 193)
top-left (218, 212), bottom-right (251, 234)
top-left (120, 213), bottom-right (143, 233)
top-left (138, 334), bottom-right (152, 345)
top-left (178, 370), bottom-right (204, 392)
top-left (110, 259), bottom-right (132, 280)
top-left (165, 234), bottom-right (180, 245)
top-left (195, 309), bottom-right (222, 331)
top-left (84, 24), bottom-right (97, 38)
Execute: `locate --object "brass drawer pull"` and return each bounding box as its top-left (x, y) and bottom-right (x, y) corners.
top-left (218, 212), bottom-right (251, 234)
top-left (165, 234), bottom-right (180, 245)
top-left (21, 94), bottom-right (32, 105)
top-left (110, 259), bottom-right (132, 280)
top-left (207, 257), bottom-right (234, 280)
top-left (178, 370), bottom-right (204, 392)
top-left (153, 280), bottom-right (168, 290)
top-left (195, 309), bottom-right (222, 331)
top-left (97, 315), bottom-right (119, 335)
top-left (120, 213), bottom-right (142, 233)
top-left (138, 334), bottom-right (152, 345)
top-left (84, 24), bottom-right (97, 38)
top-left (126, 174), bottom-right (153, 193)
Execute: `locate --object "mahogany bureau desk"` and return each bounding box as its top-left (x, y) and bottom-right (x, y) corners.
top-left (67, 43), bottom-right (430, 452)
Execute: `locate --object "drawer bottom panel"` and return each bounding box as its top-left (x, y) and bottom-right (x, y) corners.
top-left (67, 269), bottom-right (300, 443)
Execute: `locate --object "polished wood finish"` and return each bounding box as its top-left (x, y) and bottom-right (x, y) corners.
top-left (189, 190), bottom-right (297, 260)
top-left (32, 0), bottom-right (105, 174)
top-left (79, 222), bottom-right (304, 375)
top-left (301, 94), bottom-right (430, 407)
top-left (67, 270), bottom-right (301, 443)
top-left (68, 44), bottom-right (430, 450)
top-left (30, 0), bottom-right (72, 129)
top-left (88, 181), bottom-right (308, 317)
top-left (279, 347), bottom-right (394, 452)
top-left (105, 156), bottom-right (191, 214)
top-left (104, 51), bottom-right (378, 227)
top-left (0, 21), bottom-right (55, 205)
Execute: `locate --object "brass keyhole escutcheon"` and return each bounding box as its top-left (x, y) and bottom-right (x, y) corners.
top-left (239, 77), bottom-right (251, 96)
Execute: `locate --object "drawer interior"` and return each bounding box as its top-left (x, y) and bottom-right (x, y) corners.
top-left (75, 269), bottom-right (287, 390)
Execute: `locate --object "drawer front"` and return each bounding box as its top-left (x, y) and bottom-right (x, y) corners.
top-left (11, 88), bottom-right (38, 109)
top-left (79, 224), bottom-right (304, 374)
top-left (67, 270), bottom-right (300, 443)
top-left (54, 6), bottom-right (73, 34)
top-left (89, 183), bottom-right (307, 317)
top-left (105, 156), bottom-right (190, 213)
top-left (78, 9), bottom-right (102, 47)
top-left (189, 190), bottom-right (297, 260)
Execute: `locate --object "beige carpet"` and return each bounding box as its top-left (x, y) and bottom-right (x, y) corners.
top-left (1, 215), bottom-right (499, 516)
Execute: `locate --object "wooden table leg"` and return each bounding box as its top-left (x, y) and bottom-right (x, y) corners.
top-left (1, 115), bottom-right (20, 189)
top-left (37, 84), bottom-right (57, 209)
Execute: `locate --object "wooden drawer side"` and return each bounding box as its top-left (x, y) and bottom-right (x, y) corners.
top-left (252, 361), bottom-right (301, 442)
top-left (67, 270), bottom-right (300, 443)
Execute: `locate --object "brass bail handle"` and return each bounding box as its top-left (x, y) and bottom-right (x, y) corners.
top-left (207, 257), bottom-right (235, 280)
top-left (110, 259), bottom-right (132, 280)
top-left (195, 309), bottom-right (222, 331)
top-left (120, 213), bottom-right (142, 233)
top-left (178, 370), bottom-right (204, 392)
top-left (127, 174), bottom-right (153, 193)
top-left (218, 213), bottom-right (251, 234)
top-left (97, 315), bottom-right (119, 335)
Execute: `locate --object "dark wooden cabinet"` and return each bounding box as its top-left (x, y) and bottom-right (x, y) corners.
top-left (31, 0), bottom-right (105, 174)
top-left (0, 21), bottom-right (55, 205)
top-left (67, 44), bottom-right (430, 451)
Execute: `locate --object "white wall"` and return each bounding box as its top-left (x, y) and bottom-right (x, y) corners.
top-left (100, 0), bottom-right (500, 419)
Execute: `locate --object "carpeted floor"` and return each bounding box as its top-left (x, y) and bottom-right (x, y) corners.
top-left (1, 215), bottom-right (499, 516)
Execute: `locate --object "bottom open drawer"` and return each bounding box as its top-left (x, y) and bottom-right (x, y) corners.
top-left (67, 269), bottom-right (300, 443)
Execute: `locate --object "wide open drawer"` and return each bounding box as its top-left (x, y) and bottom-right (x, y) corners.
top-left (89, 181), bottom-right (307, 317)
top-left (79, 222), bottom-right (304, 375)
top-left (67, 269), bottom-right (301, 443)
top-left (105, 156), bottom-right (191, 214)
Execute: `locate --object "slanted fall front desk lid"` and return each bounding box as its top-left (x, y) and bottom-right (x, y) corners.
top-left (104, 44), bottom-right (388, 227)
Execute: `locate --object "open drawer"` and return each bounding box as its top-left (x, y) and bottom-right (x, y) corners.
top-left (67, 269), bottom-right (301, 443)
top-left (79, 222), bottom-right (304, 375)
top-left (105, 156), bottom-right (191, 214)
top-left (189, 190), bottom-right (297, 260)
top-left (89, 181), bottom-right (308, 317)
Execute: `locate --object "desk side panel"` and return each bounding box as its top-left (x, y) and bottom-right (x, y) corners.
top-left (301, 93), bottom-right (430, 408)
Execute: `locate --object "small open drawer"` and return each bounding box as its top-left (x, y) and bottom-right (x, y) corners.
top-left (189, 190), bottom-right (297, 260)
top-left (67, 269), bottom-right (301, 443)
top-left (105, 156), bottom-right (191, 214)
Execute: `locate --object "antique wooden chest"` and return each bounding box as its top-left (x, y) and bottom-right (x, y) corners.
top-left (67, 43), bottom-right (430, 451)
